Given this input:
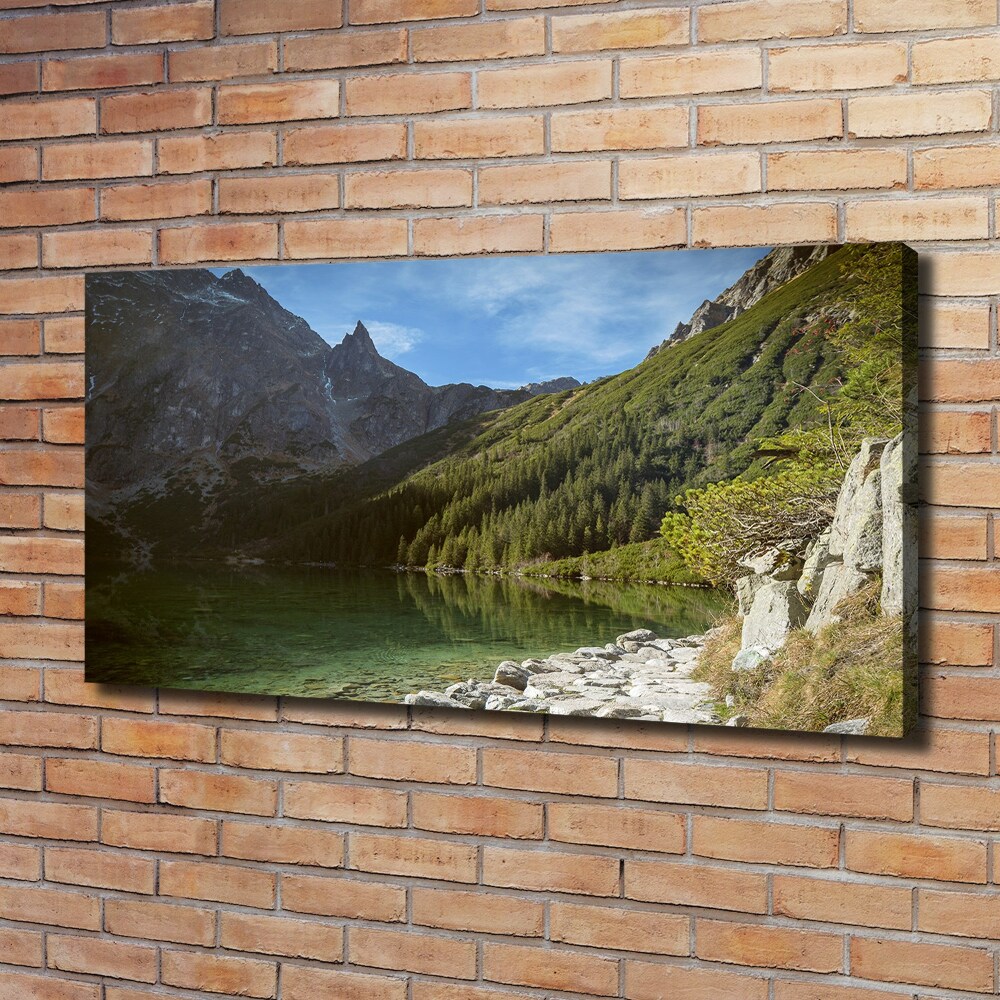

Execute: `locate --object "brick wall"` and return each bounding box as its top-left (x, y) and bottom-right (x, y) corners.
top-left (0, 0), bottom-right (998, 996)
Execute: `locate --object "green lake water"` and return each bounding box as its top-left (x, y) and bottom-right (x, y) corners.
top-left (85, 565), bottom-right (731, 702)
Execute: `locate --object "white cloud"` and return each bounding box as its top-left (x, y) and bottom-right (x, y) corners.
top-left (364, 320), bottom-right (425, 356)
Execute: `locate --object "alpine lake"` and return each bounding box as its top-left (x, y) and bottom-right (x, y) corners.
top-left (86, 564), bottom-right (731, 702)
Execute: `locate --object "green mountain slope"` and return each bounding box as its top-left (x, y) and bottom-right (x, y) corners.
top-left (244, 244), bottom-right (867, 577)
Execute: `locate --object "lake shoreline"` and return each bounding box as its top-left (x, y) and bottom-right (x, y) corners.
top-left (404, 626), bottom-right (724, 724)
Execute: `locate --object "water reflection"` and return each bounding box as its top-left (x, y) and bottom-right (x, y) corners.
top-left (86, 564), bottom-right (731, 701)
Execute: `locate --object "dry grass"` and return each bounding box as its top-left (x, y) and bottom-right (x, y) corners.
top-left (695, 581), bottom-right (906, 738)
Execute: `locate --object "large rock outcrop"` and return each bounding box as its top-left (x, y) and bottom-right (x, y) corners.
top-left (729, 433), bottom-right (907, 672)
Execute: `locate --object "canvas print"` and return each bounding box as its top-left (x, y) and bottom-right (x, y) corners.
top-left (86, 242), bottom-right (916, 737)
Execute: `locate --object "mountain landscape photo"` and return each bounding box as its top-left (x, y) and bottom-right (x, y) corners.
top-left (85, 243), bottom-right (916, 737)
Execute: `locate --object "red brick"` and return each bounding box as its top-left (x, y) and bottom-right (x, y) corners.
top-left (694, 815), bottom-right (840, 868)
top-left (412, 791), bottom-right (543, 839)
top-left (626, 962), bottom-right (769, 1000)
top-left (626, 858), bottom-right (768, 913)
top-left (284, 122), bottom-right (407, 165)
top-left (219, 173), bottom-right (340, 214)
top-left (478, 60), bottom-right (610, 109)
top-left (700, 98), bottom-right (842, 145)
top-left (920, 619), bottom-right (993, 666)
top-left (773, 770), bottom-right (914, 820)
top-left (0, 187), bottom-right (94, 227)
top-left (282, 873), bottom-right (405, 922)
top-left (412, 886), bottom-right (544, 937)
top-left (845, 196), bottom-right (989, 242)
top-left (218, 79), bottom-right (340, 125)
top-left (349, 735), bottom-right (477, 783)
top-left (351, 0), bottom-right (478, 24)
top-left (773, 874), bottom-right (912, 930)
top-left (920, 411), bottom-right (992, 455)
top-left (414, 116), bottom-right (543, 159)
top-left (920, 510), bottom-right (988, 559)
top-left (846, 829), bottom-right (988, 883)
top-left (160, 859), bottom-right (276, 907)
top-left (847, 727), bottom-right (990, 775)
top-left (221, 819), bottom-right (345, 867)
top-left (170, 41), bottom-right (278, 82)
top-left (101, 717), bottom-right (216, 762)
top-left (922, 564), bottom-right (1000, 613)
top-left (0, 797), bottom-right (96, 841)
top-left (43, 317), bottom-right (85, 353)
top-left (44, 668), bottom-right (153, 712)
top-left (625, 759), bottom-right (768, 808)
top-left (0, 537), bottom-right (82, 575)
top-left (221, 729), bottom-right (343, 772)
top-left (284, 780), bottom-right (408, 827)
top-left (345, 167), bottom-right (472, 209)
top-left (352, 832), bottom-right (478, 882)
top-left (0, 972), bottom-right (97, 1000)
top-left (45, 846), bottom-right (155, 895)
top-left (855, 0), bottom-right (994, 31)
top-left (46, 758), bottom-right (154, 803)
top-left (158, 131), bottom-right (277, 174)
top-left (0, 751), bottom-right (42, 790)
top-left (159, 222), bottom-right (279, 264)
top-left (0, 10), bottom-right (106, 54)
top-left (551, 901), bottom-right (689, 955)
top-left (915, 143), bottom-right (1000, 190)
top-left (550, 207), bottom-right (686, 252)
top-left (0, 97), bottom-right (95, 141)
top-left (413, 214), bottom-right (543, 255)
top-left (160, 768), bottom-right (278, 816)
top-left (41, 407), bottom-right (83, 445)
top-left (696, 919), bottom-right (842, 973)
top-left (0, 493), bottom-right (41, 527)
top-left (0, 276), bottom-right (84, 314)
top-left (101, 179), bottom-right (212, 221)
top-left (483, 845), bottom-right (618, 895)
top-left (162, 951), bottom-right (277, 999)
top-left (849, 91), bottom-right (992, 138)
top-left (921, 782), bottom-right (1000, 831)
top-left (0, 405), bottom-right (38, 439)
top-left (0, 708), bottom-right (94, 748)
top-left (158, 689), bottom-right (277, 720)
top-left (0, 885), bottom-right (99, 931)
top-left (101, 809), bottom-right (218, 855)
top-left (283, 217), bottom-right (407, 259)
top-left (351, 926), bottom-right (477, 979)
top-left (699, 0), bottom-right (847, 41)
top-left (553, 8), bottom-right (688, 52)
top-left (0, 841), bottom-right (40, 879)
top-left (0, 235), bottom-right (38, 271)
top-left (919, 888), bottom-right (1000, 939)
top-left (346, 72), bottom-right (471, 116)
top-left (482, 746), bottom-right (618, 797)
top-left (693, 203), bottom-right (838, 247)
top-left (851, 937), bottom-right (993, 993)
top-left (922, 358), bottom-right (1000, 403)
top-left (43, 229), bottom-right (153, 269)
top-left (483, 942), bottom-right (618, 995)
top-left (112, 1), bottom-right (214, 44)
top-left (285, 30), bottom-right (406, 71)
top-left (769, 41), bottom-right (907, 91)
top-left (412, 17), bottom-right (544, 61)
top-left (220, 0), bottom-right (343, 34)
top-left (282, 966), bottom-right (406, 1000)
top-left (0, 60), bottom-right (38, 96)
top-left (101, 88), bottom-right (213, 134)
top-left (768, 148), bottom-right (907, 192)
top-left (105, 899), bottom-right (216, 947)
top-left (221, 912), bottom-right (343, 962)
top-left (621, 49), bottom-right (761, 97)
top-left (0, 321), bottom-right (41, 356)
top-left (0, 665), bottom-right (40, 701)
top-left (0, 147), bottom-right (38, 184)
top-left (43, 53), bottom-right (163, 92)
top-left (552, 106), bottom-right (688, 152)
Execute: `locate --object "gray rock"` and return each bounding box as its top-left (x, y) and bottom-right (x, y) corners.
top-left (731, 646), bottom-right (771, 673)
top-left (798, 527), bottom-right (833, 599)
top-left (604, 643), bottom-right (628, 656)
top-left (829, 438), bottom-right (887, 560)
top-left (741, 580), bottom-right (808, 652)
top-left (879, 433), bottom-right (907, 616)
top-left (547, 697), bottom-right (607, 716)
top-left (726, 715), bottom-right (750, 727)
top-left (616, 628), bottom-right (659, 651)
top-left (735, 574), bottom-right (766, 615)
top-left (823, 717), bottom-right (870, 735)
top-left (494, 660), bottom-right (530, 691)
top-left (738, 547), bottom-right (804, 580)
top-left (575, 646), bottom-right (610, 658)
top-left (484, 693), bottom-right (520, 711)
top-left (404, 691), bottom-right (468, 709)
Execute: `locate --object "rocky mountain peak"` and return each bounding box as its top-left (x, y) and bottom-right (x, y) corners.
top-left (344, 320), bottom-right (378, 353)
top-left (647, 244), bottom-right (836, 358)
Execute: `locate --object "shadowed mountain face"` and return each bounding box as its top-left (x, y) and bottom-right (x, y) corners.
top-left (85, 268), bottom-right (580, 520)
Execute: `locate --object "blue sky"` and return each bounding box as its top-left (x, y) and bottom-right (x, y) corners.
top-left (214, 247), bottom-right (770, 388)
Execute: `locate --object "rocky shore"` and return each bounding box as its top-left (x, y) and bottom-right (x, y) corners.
top-left (404, 628), bottom-right (725, 724)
